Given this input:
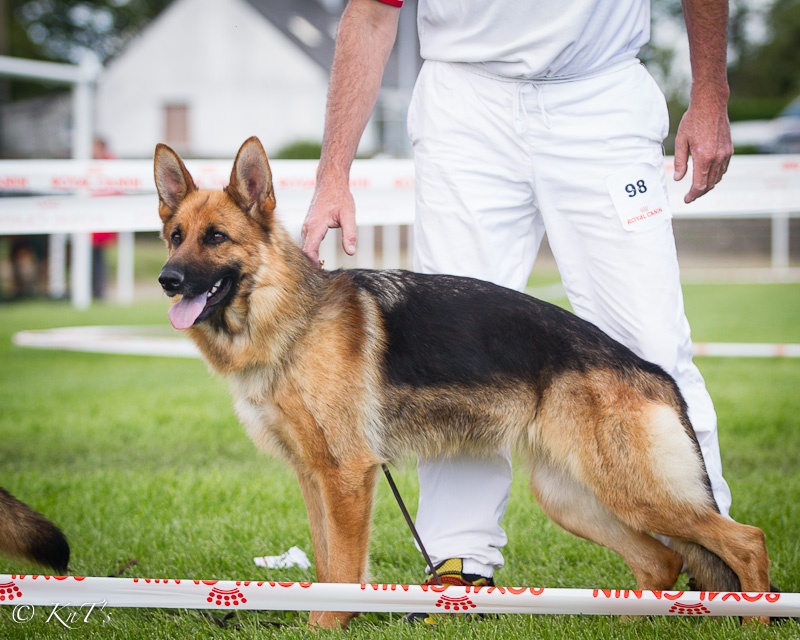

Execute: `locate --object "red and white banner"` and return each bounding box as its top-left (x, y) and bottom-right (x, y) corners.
top-left (0, 155), bottom-right (798, 217)
top-left (0, 575), bottom-right (797, 618)
top-left (0, 159), bottom-right (415, 195)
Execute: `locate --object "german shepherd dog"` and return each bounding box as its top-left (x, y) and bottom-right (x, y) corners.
top-left (155, 137), bottom-right (771, 628)
top-left (0, 488), bottom-right (70, 573)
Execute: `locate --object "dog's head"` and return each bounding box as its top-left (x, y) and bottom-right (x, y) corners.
top-left (154, 137), bottom-right (277, 331)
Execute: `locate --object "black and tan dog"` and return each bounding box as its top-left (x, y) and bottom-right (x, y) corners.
top-left (155, 137), bottom-right (771, 628)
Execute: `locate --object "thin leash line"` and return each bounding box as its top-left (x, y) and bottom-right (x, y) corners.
top-left (381, 464), bottom-right (443, 587)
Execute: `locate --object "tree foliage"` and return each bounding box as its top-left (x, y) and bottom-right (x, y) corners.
top-left (647, 0), bottom-right (799, 116)
top-left (729, 0), bottom-right (800, 101)
top-left (4, 0), bottom-right (799, 108)
top-left (7, 0), bottom-right (170, 63)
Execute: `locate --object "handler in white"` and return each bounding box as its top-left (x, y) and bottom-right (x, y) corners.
top-left (302, 0), bottom-right (734, 585)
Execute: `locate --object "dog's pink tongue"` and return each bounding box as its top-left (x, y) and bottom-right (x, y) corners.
top-left (168, 294), bottom-right (208, 330)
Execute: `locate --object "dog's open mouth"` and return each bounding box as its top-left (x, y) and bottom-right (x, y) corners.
top-left (168, 277), bottom-right (234, 330)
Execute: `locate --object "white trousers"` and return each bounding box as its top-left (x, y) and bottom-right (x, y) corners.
top-left (407, 60), bottom-right (732, 578)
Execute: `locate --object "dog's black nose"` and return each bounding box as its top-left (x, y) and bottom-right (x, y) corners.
top-left (158, 266), bottom-right (184, 294)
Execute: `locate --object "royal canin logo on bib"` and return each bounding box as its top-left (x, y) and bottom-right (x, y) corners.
top-left (627, 207), bottom-right (664, 227)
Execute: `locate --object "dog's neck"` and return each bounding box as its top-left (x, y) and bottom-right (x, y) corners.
top-left (187, 230), bottom-right (329, 376)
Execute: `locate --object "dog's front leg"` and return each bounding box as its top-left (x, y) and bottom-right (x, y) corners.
top-left (295, 469), bottom-right (330, 581)
top-left (308, 460), bottom-right (380, 630)
top-left (294, 470), bottom-right (331, 629)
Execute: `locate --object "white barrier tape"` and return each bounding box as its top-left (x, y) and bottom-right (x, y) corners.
top-left (0, 159), bottom-right (414, 195)
top-left (0, 194), bottom-right (161, 235)
top-left (1, 157), bottom-right (799, 217)
top-left (0, 576), bottom-right (796, 617)
top-left (2, 157), bottom-right (798, 238)
top-left (12, 327), bottom-right (201, 359)
top-left (1, 155), bottom-right (797, 194)
top-left (13, 328), bottom-right (800, 360)
top-left (0, 189), bottom-right (415, 235)
top-left (693, 343), bottom-right (800, 358)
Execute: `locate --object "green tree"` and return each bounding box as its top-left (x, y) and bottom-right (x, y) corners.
top-left (8, 0), bottom-right (170, 63)
top-left (729, 0), bottom-right (800, 102)
top-left (1, 0), bottom-right (170, 100)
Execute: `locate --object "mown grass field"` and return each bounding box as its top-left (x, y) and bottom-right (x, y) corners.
top-left (0, 280), bottom-right (798, 639)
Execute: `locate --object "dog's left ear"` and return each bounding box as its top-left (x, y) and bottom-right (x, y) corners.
top-left (226, 136), bottom-right (276, 225)
top-left (154, 143), bottom-right (197, 222)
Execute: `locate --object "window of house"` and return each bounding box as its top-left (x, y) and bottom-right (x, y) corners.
top-left (164, 103), bottom-right (189, 152)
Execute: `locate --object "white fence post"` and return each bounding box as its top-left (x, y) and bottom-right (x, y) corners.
top-left (0, 55), bottom-right (101, 309)
top-left (356, 226), bottom-right (375, 269)
top-left (382, 224), bottom-right (401, 269)
top-left (117, 231), bottom-right (136, 305)
top-left (47, 234), bottom-right (68, 299)
top-left (69, 232), bottom-right (92, 310)
top-left (772, 212), bottom-right (790, 270)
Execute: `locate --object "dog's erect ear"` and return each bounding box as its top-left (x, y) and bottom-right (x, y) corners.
top-left (226, 136), bottom-right (276, 225)
top-left (154, 143), bottom-right (197, 222)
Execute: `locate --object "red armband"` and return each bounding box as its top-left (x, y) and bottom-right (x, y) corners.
top-left (375, 0), bottom-right (403, 6)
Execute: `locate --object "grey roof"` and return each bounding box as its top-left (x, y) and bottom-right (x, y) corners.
top-left (242, 0), bottom-right (421, 89)
top-left (243, 0), bottom-right (338, 72)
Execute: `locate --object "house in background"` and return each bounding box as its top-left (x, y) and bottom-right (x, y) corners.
top-left (96, 0), bottom-right (419, 159)
top-left (1, 0), bottom-right (419, 160)
top-left (97, 0), bottom-right (333, 158)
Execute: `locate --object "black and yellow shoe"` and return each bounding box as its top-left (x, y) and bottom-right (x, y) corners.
top-left (404, 558), bottom-right (494, 625)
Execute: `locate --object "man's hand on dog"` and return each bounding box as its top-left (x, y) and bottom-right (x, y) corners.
top-left (302, 178), bottom-right (358, 267)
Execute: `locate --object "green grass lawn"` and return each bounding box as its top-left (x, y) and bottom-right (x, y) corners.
top-left (0, 282), bottom-right (798, 638)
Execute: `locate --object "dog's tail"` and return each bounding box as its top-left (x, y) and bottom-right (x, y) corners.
top-left (669, 539), bottom-right (740, 592)
top-left (0, 488), bottom-right (70, 573)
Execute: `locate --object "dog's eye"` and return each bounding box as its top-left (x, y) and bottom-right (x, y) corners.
top-left (170, 230), bottom-right (182, 247)
top-left (207, 231), bottom-right (228, 245)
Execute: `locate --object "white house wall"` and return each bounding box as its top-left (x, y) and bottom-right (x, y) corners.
top-left (96, 0), bottom-right (364, 158)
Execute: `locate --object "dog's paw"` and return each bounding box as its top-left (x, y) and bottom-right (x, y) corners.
top-left (309, 610), bottom-right (359, 629)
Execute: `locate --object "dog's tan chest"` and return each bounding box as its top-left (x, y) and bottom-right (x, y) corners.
top-left (229, 373), bottom-right (290, 459)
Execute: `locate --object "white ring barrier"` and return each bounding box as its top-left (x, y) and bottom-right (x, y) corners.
top-left (693, 343), bottom-right (800, 358)
top-left (0, 576), bottom-right (796, 617)
top-left (12, 327), bottom-right (800, 360)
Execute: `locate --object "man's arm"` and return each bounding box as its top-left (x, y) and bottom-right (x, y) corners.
top-left (301, 0), bottom-right (401, 265)
top-left (673, 0), bottom-right (733, 203)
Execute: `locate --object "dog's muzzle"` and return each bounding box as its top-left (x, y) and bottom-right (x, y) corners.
top-left (158, 265), bottom-right (184, 296)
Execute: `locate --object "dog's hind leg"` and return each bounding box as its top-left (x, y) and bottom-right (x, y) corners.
top-left (530, 459), bottom-right (684, 591)
top-left (661, 515), bottom-right (771, 625)
top-left (655, 512), bottom-right (770, 593)
top-left (575, 402), bottom-right (771, 598)
top-left (630, 503), bottom-right (771, 624)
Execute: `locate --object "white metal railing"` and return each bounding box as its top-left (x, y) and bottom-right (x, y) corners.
top-left (1, 155), bottom-right (798, 308)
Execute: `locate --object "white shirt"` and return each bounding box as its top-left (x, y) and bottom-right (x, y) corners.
top-left (415, 0), bottom-right (650, 80)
